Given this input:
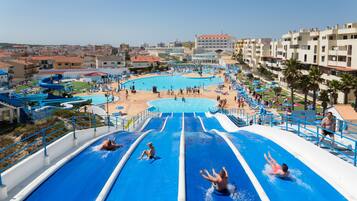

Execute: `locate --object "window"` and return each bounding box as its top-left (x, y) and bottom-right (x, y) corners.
top-left (322, 36), bottom-right (327, 40)
top-left (307, 45), bottom-right (310, 50)
top-left (329, 36), bottom-right (334, 40)
top-left (321, 56), bottom-right (325, 62)
top-left (103, 62), bottom-right (107, 65)
top-left (313, 55), bottom-right (317, 63)
top-left (322, 46), bottom-right (325, 52)
top-left (343, 35), bottom-right (348, 40)
top-left (338, 56), bottom-right (346, 62)
top-left (65, 63), bottom-right (68, 65)
top-left (304, 54), bottom-right (307, 62)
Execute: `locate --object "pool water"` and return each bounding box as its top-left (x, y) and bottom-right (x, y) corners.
top-left (148, 98), bottom-right (217, 113)
top-left (78, 95), bottom-right (114, 105)
top-left (122, 75), bottom-right (223, 91)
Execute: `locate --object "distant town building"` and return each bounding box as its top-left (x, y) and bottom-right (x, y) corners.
top-left (31, 56), bottom-right (83, 69)
top-left (96, 55), bottom-right (125, 68)
top-left (157, 42), bottom-right (166, 48)
top-left (130, 55), bottom-right (160, 68)
top-left (7, 60), bottom-right (38, 82)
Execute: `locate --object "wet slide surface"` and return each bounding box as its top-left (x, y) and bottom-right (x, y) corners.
top-left (25, 131), bottom-right (140, 201)
top-left (185, 117), bottom-right (260, 201)
top-left (229, 130), bottom-right (346, 201)
top-left (105, 116), bottom-right (182, 201)
top-left (201, 116), bottom-right (226, 132)
top-left (142, 117), bottom-right (165, 132)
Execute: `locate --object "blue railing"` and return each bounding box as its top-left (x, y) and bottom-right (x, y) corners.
top-left (223, 110), bottom-right (357, 167)
top-left (0, 109), bottom-right (158, 186)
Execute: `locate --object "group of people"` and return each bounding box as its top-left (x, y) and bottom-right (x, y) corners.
top-left (234, 96), bottom-right (245, 108)
top-left (99, 139), bottom-right (156, 160)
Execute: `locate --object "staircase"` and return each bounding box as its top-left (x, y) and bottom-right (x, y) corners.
top-left (227, 115), bottom-right (246, 127)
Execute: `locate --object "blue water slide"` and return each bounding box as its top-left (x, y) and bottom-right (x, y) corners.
top-left (39, 74), bottom-right (65, 90)
top-left (229, 130), bottom-right (346, 201)
top-left (184, 117), bottom-right (261, 201)
top-left (105, 116), bottom-right (182, 201)
top-left (25, 131), bottom-right (140, 201)
top-left (142, 117), bottom-right (165, 132)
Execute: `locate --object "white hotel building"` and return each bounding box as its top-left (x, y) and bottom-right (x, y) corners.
top-left (240, 22), bottom-right (357, 104)
top-left (194, 34), bottom-right (234, 53)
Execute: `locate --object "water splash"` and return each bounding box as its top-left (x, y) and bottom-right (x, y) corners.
top-left (203, 184), bottom-right (252, 201)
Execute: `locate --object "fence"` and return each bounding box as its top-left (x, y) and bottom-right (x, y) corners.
top-left (0, 109), bottom-right (158, 186)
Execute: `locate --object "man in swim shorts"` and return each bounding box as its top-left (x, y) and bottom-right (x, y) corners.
top-left (139, 142), bottom-right (156, 160)
top-left (200, 167), bottom-right (229, 194)
top-left (318, 112), bottom-right (336, 146)
top-left (264, 152), bottom-right (290, 178)
top-left (100, 139), bottom-right (123, 151)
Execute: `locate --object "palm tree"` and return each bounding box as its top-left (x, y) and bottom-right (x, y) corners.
top-left (339, 73), bottom-right (354, 104)
top-left (283, 59), bottom-right (302, 110)
top-left (297, 75), bottom-right (311, 110)
top-left (353, 77), bottom-right (357, 111)
top-left (319, 90), bottom-right (330, 114)
top-left (308, 65), bottom-right (323, 110)
top-left (327, 80), bottom-right (341, 105)
top-left (273, 86), bottom-right (282, 96)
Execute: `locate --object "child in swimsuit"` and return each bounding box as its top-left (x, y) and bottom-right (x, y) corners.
top-left (139, 142), bottom-right (156, 160)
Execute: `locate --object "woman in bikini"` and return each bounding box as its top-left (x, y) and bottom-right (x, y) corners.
top-left (264, 152), bottom-right (289, 178)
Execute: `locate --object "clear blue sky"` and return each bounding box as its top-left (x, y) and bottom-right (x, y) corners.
top-left (1, 0), bottom-right (357, 46)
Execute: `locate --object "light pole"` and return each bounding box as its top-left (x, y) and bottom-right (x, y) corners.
top-left (105, 92), bottom-right (110, 127)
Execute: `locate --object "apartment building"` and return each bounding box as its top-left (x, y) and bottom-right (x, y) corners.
top-left (240, 22), bottom-right (357, 104)
top-left (195, 34), bottom-right (234, 53)
top-left (234, 39), bottom-right (244, 56)
top-left (242, 38), bottom-right (272, 68)
top-left (7, 60), bottom-right (38, 82)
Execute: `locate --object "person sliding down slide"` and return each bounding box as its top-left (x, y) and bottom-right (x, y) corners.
top-left (100, 139), bottom-right (123, 151)
top-left (200, 167), bottom-right (230, 195)
top-left (139, 142), bottom-right (156, 160)
top-left (264, 152), bottom-right (290, 178)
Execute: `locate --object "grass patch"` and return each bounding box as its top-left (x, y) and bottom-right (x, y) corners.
top-left (71, 81), bottom-right (91, 93)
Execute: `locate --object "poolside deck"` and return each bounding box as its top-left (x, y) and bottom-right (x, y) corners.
top-left (77, 73), bottom-right (255, 117)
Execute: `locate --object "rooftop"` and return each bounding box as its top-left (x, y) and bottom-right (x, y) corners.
top-left (31, 56), bottom-right (83, 63)
top-left (131, 55), bottom-right (160, 63)
top-left (197, 34), bottom-right (231, 40)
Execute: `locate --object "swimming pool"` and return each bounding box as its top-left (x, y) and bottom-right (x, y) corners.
top-left (78, 94), bottom-right (115, 105)
top-left (148, 98), bottom-right (217, 113)
top-left (122, 75), bottom-right (223, 91)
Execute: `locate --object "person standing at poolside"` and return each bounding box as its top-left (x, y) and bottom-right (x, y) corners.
top-left (318, 112), bottom-right (336, 146)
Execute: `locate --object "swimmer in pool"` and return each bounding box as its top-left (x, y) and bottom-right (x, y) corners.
top-left (264, 152), bottom-right (290, 178)
top-left (200, 167), bottom-right (229, 194)
top-left (100, 139), bottom-right (123, 151)
top-left (139, 142), bottom-right (156, 160)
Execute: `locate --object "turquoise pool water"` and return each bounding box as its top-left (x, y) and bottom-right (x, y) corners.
top-left (122, 75), bottom-right (223, 91)
top-left (148, 98), bottom-right (216, 113)
top-left (78, 95), bottom-right (114, 105)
